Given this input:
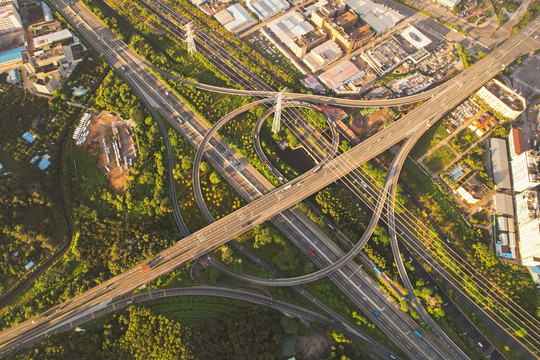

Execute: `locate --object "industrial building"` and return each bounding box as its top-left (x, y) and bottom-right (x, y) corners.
top-left (360, 38), bottom-right (408, 75)
top-left (494, 193), bottom-right (514, 217)
top-left (476, 79), bottom-right (526, 120)
top-left (437, 0), bottom-right (462, 9)
top-left (0, 44), bottom-right (23, 71)
top-left (267, 11), bottom-right (315, 53)
top-left (490, 137), bottom-right (511, 190)
top-left (345, 0), bottom-right (403, 34)
top-left (317, 59), bottom-right (363, 89)
top-left (302, 39), bottom-right (342, 72)
top-left (214, 4), bottom-right (256, 34)
top-left (247, 0), bottom-right (290, 21)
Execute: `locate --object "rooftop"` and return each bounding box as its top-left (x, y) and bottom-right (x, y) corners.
top-left (22, 131), bottom-right (36, 143)
top-left (215, 4), bottom-right (255, 33)
top-left (311, 39), bottom-right (342, 59)
top-left (490, 137), bottom-right (511, 190)
top-left (485, 79), bottom-right (526, 112)
top-left (335, 11), bottom-right (357, 27)
top-left (345, 0), bottom-right (403, 34)
top-left (268, 11), bottom-right (314, 47)
top-left (495, 193), bottom-right (514, 216)
top-left (250, 0), bottom-right (290, 20)
top-left (511, 128), bottom-right (525, 156)
top-left (0, 44), bottom-right (24, 64)
top-left (33, 28), bottom-right (72, 49)
top-left (401, 26), bottom-right (431, 49)
top-left (0, 29), bottom-right (25, 52)
top-left (318, 59), bottom-right (362, 89)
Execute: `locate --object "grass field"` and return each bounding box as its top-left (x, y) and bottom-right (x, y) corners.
top-left (410, 119), bottom-right (451, 160)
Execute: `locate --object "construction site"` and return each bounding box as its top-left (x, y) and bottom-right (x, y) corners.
top-left (73, 111), bottom-right (138, 193)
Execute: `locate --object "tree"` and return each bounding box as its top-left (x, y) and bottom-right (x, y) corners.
top-left (280, 316), bottom-right (299, 334)
top-left (209, 172), bottom-right (220, 185)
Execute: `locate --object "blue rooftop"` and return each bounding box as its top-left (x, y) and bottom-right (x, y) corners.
top-left (0, 46), bottom-right (25, 65)
top-left (37, 157), bottom-right (51, 170)
top-left (22, 132), bottom-right (36, 143)
top-left (0, 163), bottom-right (3, 170)
top-left (7, 69), bottom-right (20, 84)
top-left (531, 266), bottom-right (540, 275)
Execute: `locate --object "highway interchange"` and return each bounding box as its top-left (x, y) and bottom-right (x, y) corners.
top-left (0, 0), bottom-right (539, 357)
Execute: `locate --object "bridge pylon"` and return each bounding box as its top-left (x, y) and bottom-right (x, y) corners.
top-left (185, 22), bottom-right (197, 55)
top-left (272, 88), bottom-right (286, 134)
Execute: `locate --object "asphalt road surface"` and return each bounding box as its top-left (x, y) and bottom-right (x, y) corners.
top-left (0, 0), bottom-right (538, 357)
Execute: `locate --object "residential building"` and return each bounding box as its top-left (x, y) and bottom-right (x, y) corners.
top-left (508, 128), bottom-right (540, 193)
top-left (468, 113), bottom-right (497, 137)
top-left (0, 3), bottom-right (22, 34)
top-left (302, 39), bottom-right (342, 72)
top-left (247, 0), bottom-right (290, 21)
top-left (311, 0), bottom-right (347, 27)
top-left (0, 0), bottom-right (18, 8)
top-left (311, 4), bottom-right (374, 53)
top-left (476, 79), bottom-right (526, 120)
top-left (290, 29), bottom-right (327, 57)
top-left (63, 42), bottom-right (85, 64)
top-left (32, 70), bottom-right (61, 94)
top-left (490, 137), bottom-right (511, 190)
top-left (514, 190), bottom-right (540, 266)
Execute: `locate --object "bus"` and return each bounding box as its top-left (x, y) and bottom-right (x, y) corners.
top-left (308, 250), bottom-right (317, 258)
top-left (413, 330), bottom-right (422, 338)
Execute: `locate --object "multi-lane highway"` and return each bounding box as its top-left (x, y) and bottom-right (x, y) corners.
top-left (3, 284), bottom-right (400, 359)
top-left (0, 1), bottom-right (456, 358)
top-left (0, 0), bottom-right (538, 356)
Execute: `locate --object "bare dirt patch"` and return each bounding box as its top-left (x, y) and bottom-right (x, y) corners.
top-left (350, 108), bottom-right (396, 137)
top-left (76, 110), bottom-right (137, 194)
top-left (296, 332), bottom-right (333, 360)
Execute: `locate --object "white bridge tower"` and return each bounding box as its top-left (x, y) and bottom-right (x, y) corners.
top-left (272, 88), bottom-right (286, 134)
top-left (185, 22), bottom-right (197, 55)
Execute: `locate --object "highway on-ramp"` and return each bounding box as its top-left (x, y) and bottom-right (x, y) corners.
top-left (0, 0), bottom-right (537, 356)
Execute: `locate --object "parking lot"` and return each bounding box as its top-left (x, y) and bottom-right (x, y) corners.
top-left (511, 54), bottom-right (540, 97)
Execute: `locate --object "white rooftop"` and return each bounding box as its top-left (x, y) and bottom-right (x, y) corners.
top-left (33, 29), bottom-right (72, 49)
top-left (215, 4), bottom-right (255, 33)
top-left (401, 26), bottom-right (431, 49)
top-left (345, 0), bottom-right (403, 34)
top-left (490, 138), bottom-right (512, 190)
top-left (437, 0), bottom-right (462, 8)
top-left (268, 11), bottom-right (313, 48)
top-left (249, 0), bottom-right (290, 21)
